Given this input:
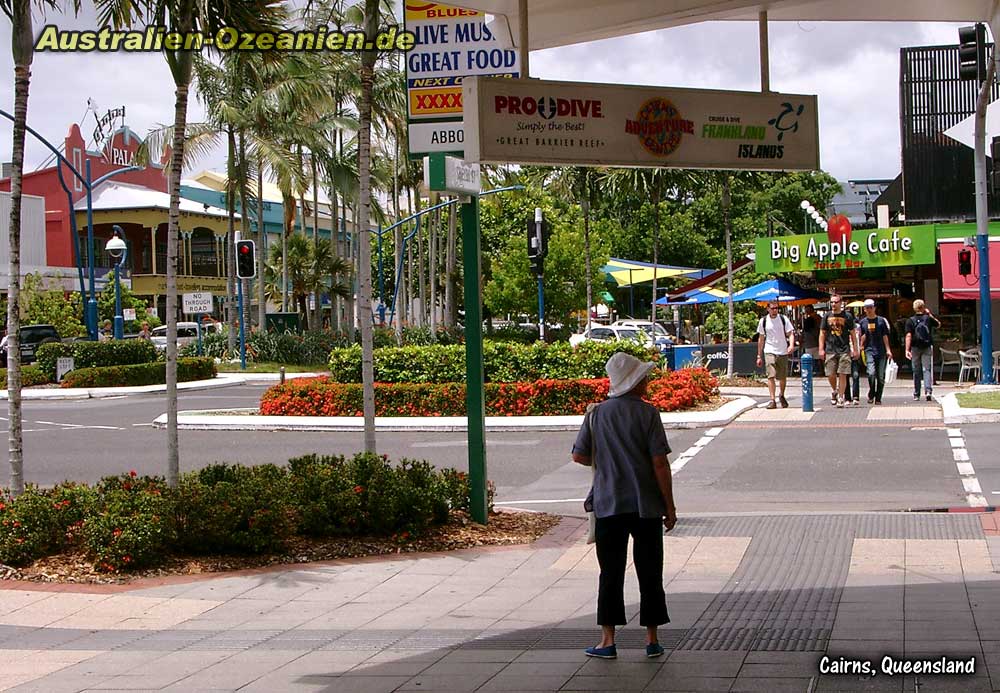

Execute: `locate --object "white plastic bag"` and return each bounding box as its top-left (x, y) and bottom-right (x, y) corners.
top-left (885, 359), bottom-right (898, 385)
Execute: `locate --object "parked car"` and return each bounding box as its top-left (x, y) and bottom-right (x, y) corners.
top-left (150, 321), bottom-right (223, 352)
top-left (611, 319), bottom-right (674, 353)
top-left (0, 324), bottom-right (62, 366)
top-left (568, 325), bottom-right (648, 347)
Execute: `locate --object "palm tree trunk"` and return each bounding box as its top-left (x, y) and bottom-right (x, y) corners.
top-left (418, 204), bottom-right (427, 328)
top-left (330, 178), bottom-right (341, 332)
top-left (393, 130), bottom-right (403, 343)
top-left (297, 146), bottom-right (309, 329)
top-left (257, 161), bottom-right (266, 329)
top-left (166, 74), bottom-right (192, 488)
top-left (226, 127), bottom-right (237, 352)
top-left (429, 203), bottom-right (438, 336)
top-left (445, 201), bottom-right (456, 328)
top-left (651, 184), bottom-right (660, 324)
top-left (6, 0), bottom-right (33, 496)
top-left (346, 203), bottom-right (357, 331)
top-left (311, 154), bottom-right (320, 330)
top-left (584, 199), bottom-right (593, 335)
top-left (237, 132), bottom-right (252, 330)
top-left (357, 0), bottom-right (379, 453)
top-left (722, 173), bottom-right (734, 378)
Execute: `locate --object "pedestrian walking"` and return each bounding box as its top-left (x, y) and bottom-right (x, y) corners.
top-left (844, 308), bottom-right (863, 406)
top-left (800, 304), bottom-right (821, 359)
top-left (905, 299), bottom-right (940, 401)
top-left (572, 352), bottom-right (676, 660)
top-left (138, 322), bottom-right (152, 340)
top-left (818, 295), bottom-right (859, 408)
top-left (858, 299), bottom-right (892, 404)
top-left (756, 301), bottom-right (795, 409)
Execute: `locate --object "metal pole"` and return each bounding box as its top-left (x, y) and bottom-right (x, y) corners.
top-left (113, 261), bottom-right (122, 340)
top-left (462, 196), bottom-right (488, 525)
top-left (377, 227), bottom-right (386, 325)
top-left (801, 353), bottom-right (814, 412)
top-left (85, 159), bottom-right (98, 341)
top-left (197, 314), bottom-right (204, 356)
top-left (535, 207), bottom-right (544, 340)
top-left (758, 11), bottom-right (770, 93)
top-left (974, 55), bottom-right (995, 383)
top-left (518, 0), bottom-right (529, 78)
top-left (238, 277), bottom-right (246, 370)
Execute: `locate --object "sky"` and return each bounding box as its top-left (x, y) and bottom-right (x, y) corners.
top-left (0, 8), bottom-right (969, 184)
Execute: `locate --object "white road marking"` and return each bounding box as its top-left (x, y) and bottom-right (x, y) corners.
top-left (411, 440), bottom-right (541, 448)
top-left (953, 448), bottom-right (970, 462)
top-left (132, 423), bottom-right (154, 427)
top-left (32, 420), bottom-right (122, 430)
top-left (949, 438), bottom-right (965, 448)
top-left (693, 436), bottom-right (713, 448)
top-left (494, 498), bottom-right (586, 505)
top-left (963, 478), bottom-right (983, 494)
top-left (947, 428), bottom-right (963, 437)
top-left (957, 462), bottom-right (975, 476)
top-left (706, 428), bottom-right (723, 436)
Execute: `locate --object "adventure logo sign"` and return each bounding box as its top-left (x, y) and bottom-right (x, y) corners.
top-left (625, 98), bottom-right (694, 157)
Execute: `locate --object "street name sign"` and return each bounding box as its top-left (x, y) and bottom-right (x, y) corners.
top-left (182, 292), bottom-right (213, 314)
top-left (463, 76), bottom-right (819, 170)
top-left (423, 154), bottom-right (482, 194)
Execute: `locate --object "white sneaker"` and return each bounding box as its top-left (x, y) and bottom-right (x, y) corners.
top-left (836, 396), bottom-right (845, 408)
top-left (852, 399), bottom-right (861, 407)
top-left (831, 392), bottom-right (838, 406)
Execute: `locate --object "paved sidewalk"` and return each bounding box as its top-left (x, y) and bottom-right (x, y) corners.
top-left (3, 511), bottom-right (1000, 692)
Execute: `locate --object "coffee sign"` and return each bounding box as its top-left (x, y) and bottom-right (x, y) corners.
top-left (755, 228), bottom-right (936, 273)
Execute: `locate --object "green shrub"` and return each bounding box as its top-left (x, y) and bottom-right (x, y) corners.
top-left (326, 339), bottom-right (657, 384)
top-left (0, 366), bottom-right (49, 386)
top-left (60, 357), bottom-right (216, 388)
top-left (83, 473), bottom-right (176, 572)
top-left (175, 464), bottom-right (295, 555)
top-left (287, 454), bottom-right (364, 537)
top-left (36, 340), bottom-right (158, 381)
top-left (180, 331), bottom-right (228, 359)
top-left (0, 483), bottom-right (96, 566)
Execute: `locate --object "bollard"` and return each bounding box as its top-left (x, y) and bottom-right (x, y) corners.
top-left (279, 366), bottom-right (285, 385)
top-left (801, 353), bottom-right (814, 412)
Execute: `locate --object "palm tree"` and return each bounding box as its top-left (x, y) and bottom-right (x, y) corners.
top-left (3, 0), bottom-right (85, 496)
top-left (264, 236), bottom-right (350, 322)
top-left (96, 0), bottom-right (286, 487)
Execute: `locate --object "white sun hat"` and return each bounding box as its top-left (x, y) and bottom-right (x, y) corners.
top-left (605, 352), bottom-right (656, 398)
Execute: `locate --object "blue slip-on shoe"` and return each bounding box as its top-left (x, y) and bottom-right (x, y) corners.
top-left (646, 643), bottom-right (665, 658)
top-left (585, 644), bottom-right (617, 659)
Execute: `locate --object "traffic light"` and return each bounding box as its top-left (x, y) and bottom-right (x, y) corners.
top-left (526, 218), bottom-right (549, 276)
top-left (958, 24), bottom-right (986, 82)
top-left (235, 239), bottom-right (256, 279)
top-left (958, 247), bottom-right (973, 276)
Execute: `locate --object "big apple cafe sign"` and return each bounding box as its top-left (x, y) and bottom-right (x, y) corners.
top-left (754, 216), bottom-right (936, 273)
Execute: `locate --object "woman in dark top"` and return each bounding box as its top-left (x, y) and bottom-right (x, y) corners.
top-left (572, 352), bottom-right (677, 659)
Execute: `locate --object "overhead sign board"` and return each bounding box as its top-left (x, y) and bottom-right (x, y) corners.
top-left (754, 228), bottom-right (936, 273)
top-left (423, 154), bottom-right (481, 194)
top-left (182, 291), bottom-right (214, 314)
top-left (408, 121), bottom-right (465, 156)
top-left (463, 76), bottom-right (820, 170)
top-left (405, 1), bottom-right (519, 156)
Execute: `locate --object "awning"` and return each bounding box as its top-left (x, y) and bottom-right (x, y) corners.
top-left (666, 256), bottom-right (755, 300)
top-left (655, 287), bottom-right (728, 306)
top-left (940, 241), bottom-right (1000, 301)
top-left (730, 278), bottom-right (827, 306)
top-left (602, 258), bottom-right (710, 287)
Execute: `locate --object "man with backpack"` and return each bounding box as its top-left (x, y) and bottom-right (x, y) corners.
top-left (756, 301), bottom-right (795, 409)
top-left (905, 299), bottom-right (941, 401)
top-left (858, 299), bottom-right (893, 405)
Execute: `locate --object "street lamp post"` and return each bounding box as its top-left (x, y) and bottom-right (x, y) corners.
top-left (105, 226), bottom-right (127, 340)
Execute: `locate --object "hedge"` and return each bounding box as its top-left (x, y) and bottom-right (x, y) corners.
top-left (0, 366), bottom-right (49, 387)
top-left (60, 357), bottom-right (216, 388)
top-left (327, 339), bottom-right (658, 384)
top-left (0, 454), bottom-right (492, 572)
top-left (260, 368), bottom-right (718, 417)
top-left (36, 340), bottom-right (158, 381)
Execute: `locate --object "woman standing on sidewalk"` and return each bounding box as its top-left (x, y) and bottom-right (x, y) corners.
top-left (571, 352), bottom-right (678, 660)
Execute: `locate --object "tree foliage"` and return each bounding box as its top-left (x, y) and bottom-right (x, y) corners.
top-left (20, 273), bottom-right (87, 338)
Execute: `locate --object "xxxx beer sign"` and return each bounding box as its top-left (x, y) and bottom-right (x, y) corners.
top-left (462, 76), bottom-right (819, 170)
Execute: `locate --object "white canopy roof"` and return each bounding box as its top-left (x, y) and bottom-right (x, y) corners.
top-left (75, 181), bottom-right (238, 219)
top-left (469, 0), bottom-right (994, 50)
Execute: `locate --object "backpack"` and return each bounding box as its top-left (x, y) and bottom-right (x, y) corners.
top-left (759, 314), bottom-right (790, 335)
top-left (912, 315), bottom-right (932, 347)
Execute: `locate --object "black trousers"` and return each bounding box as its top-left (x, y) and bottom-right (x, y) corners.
top-left (595, 513), bottom-right (670, 627)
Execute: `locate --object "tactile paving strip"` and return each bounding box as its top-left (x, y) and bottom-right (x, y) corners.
top-left (674, 513), bottom-right (983, 651)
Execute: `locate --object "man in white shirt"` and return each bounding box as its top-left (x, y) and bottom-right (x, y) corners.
top-left (756, 301), bottom-right (796, 409)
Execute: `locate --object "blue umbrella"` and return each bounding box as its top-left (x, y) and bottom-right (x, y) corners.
top-left (730, 278), bottom-right (827, 305)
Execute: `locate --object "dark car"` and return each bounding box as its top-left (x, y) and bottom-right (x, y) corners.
top-left (0, 324), bottom-right (62, 367)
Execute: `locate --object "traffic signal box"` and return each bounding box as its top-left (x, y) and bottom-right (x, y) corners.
top-left (958, 247), bottom-right (973, 276)
top-left (527, 219), bottom-right (549, 276)
top-left (236, 240), bottom-right (256, 279)
top-left (959, 24), bottom-right (987, 82)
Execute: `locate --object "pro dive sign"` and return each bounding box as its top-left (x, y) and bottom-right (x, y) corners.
top-left (463, 77), bottom-right (819, 170)
top-left (755, 228), bottom-right (936, 273)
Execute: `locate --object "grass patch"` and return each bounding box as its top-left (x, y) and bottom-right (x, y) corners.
top-left (956, 392), bottom-right (1000, 410)
top-left (217, 362), bottom-right (325, 374)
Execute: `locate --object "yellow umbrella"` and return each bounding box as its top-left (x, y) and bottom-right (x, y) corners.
top-left (602, 258), bottom-right (706, 287)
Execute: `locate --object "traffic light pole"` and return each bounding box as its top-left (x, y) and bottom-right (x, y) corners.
top-left (974, 51), bottom-right (995, 383)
